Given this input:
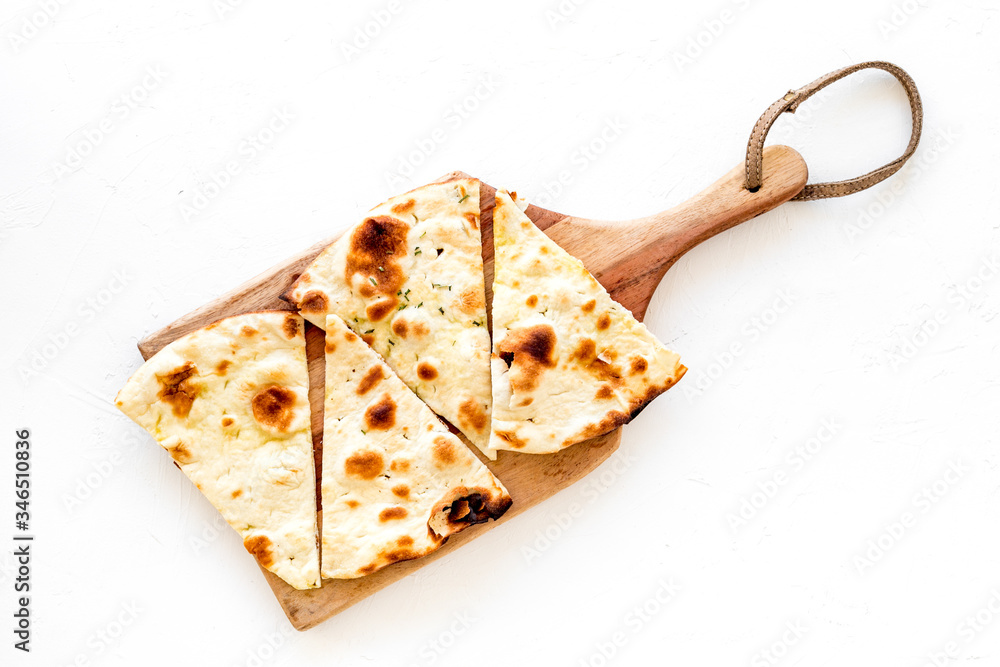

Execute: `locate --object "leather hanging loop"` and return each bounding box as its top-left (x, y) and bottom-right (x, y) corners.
top-left (744, 61), bottom-right (923, 201)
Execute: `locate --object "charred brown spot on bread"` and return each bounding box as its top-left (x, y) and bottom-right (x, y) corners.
top-left (464, 210), bottom-right (479, 230)
top-left (156, 363), bottom-right (199, 418)
top-left (526, 295), bottom-right (538, 307)
top-left (345, 499), bottom-right (360, 508)
top-left (391, 198), bottom-right (415, 214)
top-left (216, 360), bottom-right (231, 375)
top-left (392, 484), bottom-right (410, 498)
top-left (417, 361), bottom-right (438, 381)
top-left (360, 534), bottom-right (438, 574)
top-left (344, 450), bottom-right (384, 480)
top-left (500, 325), bottom-right (556, 366)
top-left (379, 547), bottom-right (422, 565)
top-left (607, 409), bottom-right (630, 429)
top-left (364, 539), bottom-right (439, 575)
top-left (356, 365), bottom-right (385, 395)
top-left (392, 319), bottom-right (408, 337)
top-left (346, 215), bottom-right (409, 313)
top-left (240, 325), bottom-right (258, 337)
top-left (411, 321), bottom-right (429, 337)
top-left (390, 458), bottom-right (411, 473)
top-left (367, 299), bottom-right (397, 322)
top-left (574, 410), bottom-right (630, 442)
top-left (231, 489), bottom-right (242, 498)
top-left (221, 417), bottom-right (234, 427)
top-left (630, 356), bottom-right (648, 374)
top-left (362, 334), bottom-right (375, 346)
top-left (572, 338), bottom-right (598, 364)
top-left (458, 398), bottom-right (487, 431)
top-left (597, 312), bottom-right (612, 330)
top-left (344, 330), bottom-right (358, 342)
top-left (432, 436), bottom-right (457, 466)
top-left (570, 343), bottom-right (624, 384)
top-left (348, 215), bottom-right (410, 272)
top-left (458, 285), bottom-right (484, 314)
top-left (282, 314), bottom-right (300, 338)
top-left (627, 381), bottom-right (680, 419)
top-left (590, 358), bottom-right (623, 384)
top-left (299, 290), bottom-right (328, 313)
top-left (595, 385), bottom-right (614, 400)
top-left (166, 441), bottom-right (194, 464)
top-left (627, 397), bottom-right (656, 420)
top-left (379, 506), bottom-right (408, 522)
top-left (442, 487), bottom-right (512, 527)
top-left (325, 340), bottom-right (337, 354)
top-left (364, 394), bottom-right (397, 430)
top-left (495, 430), bottom-right (528, 449)
top-left (243, 535), bottom-right (274, 567)
top-left (582, 299), bottom-right (597, 313)
top-left (251, 386), bottom-right (297, 431)
top-left (496, 324), bottom-right (557, 393)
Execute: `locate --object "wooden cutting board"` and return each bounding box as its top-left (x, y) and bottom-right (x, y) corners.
top-left (138, 145), bottom-right (808, 630)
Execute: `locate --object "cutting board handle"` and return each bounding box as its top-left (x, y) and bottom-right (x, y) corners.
top-left (544, 144), bottom-right (809, 318)
top-left (545, 61), bottom-right (923, 319)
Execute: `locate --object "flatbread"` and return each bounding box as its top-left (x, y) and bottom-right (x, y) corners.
top-left (285, 179), bottom-right (493, 454)
top-left (321, 314), bottom-right (511, 579)
top-left (488, 190), bottom-right (687, 456)
top-left (115, 311), bottom-right (320, 590)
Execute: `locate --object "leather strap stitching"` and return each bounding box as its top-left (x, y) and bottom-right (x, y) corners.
top-left (744, 61), bottom-right (923, 201)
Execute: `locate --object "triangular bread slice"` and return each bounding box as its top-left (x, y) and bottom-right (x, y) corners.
top-left (488, 190), bottom-right (687, 456)
top-left (321, 313), bottom-right (511, 579)
top-left (115, 311), bottom-right (320, 590)
top-left (286, 178), bottom-right (493, 455)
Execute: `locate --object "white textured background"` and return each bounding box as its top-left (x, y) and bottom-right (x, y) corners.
top-left (2, 0), bottom-right (999, 665)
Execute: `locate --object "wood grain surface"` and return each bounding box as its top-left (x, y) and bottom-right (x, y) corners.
top-left (137, 145), bottom-right (808, 630)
